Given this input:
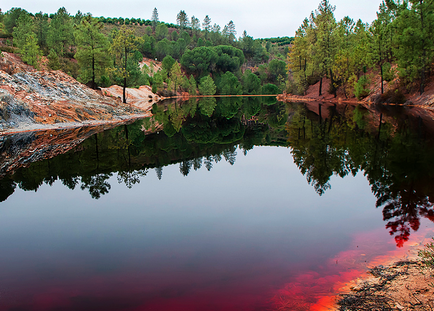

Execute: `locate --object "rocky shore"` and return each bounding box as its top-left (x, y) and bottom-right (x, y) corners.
top-left (0, 52), bottom-right (160, 133)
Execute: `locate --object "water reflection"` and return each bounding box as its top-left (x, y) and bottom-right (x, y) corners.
top-left (1, 98), bottom-right (434, 248)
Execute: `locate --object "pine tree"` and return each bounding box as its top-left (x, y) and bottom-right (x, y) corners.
top-left (73, 15), bottom-right (111, 88)
top-left (47, 7), bottom-right (73, 57)
top-left (176, 10), bottom-right (189, 30)
top-left (151, 8), bottom-right (158, 31)
top-left (203, 15), bottom-right (211, 39)
top-left (110, 25), bottom-right (143, 103)
top-left (21, 33), bottom-right (42, 68)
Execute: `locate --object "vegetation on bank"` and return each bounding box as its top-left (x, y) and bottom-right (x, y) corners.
top-left (0, 7), bottom-right (290, 103)
top-left (289, 0), bottom-right (434, 101)
top-left (1, 0), bottom-right (434, 103)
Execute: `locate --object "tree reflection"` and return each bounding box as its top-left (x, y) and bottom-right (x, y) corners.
top-left (2, 97), bottom-right (434, 248)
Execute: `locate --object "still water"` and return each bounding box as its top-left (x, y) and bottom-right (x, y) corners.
top-left (0, 98), bottom-right (433, 310)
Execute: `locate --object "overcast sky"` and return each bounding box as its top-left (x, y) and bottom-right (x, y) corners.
top-left (2, 0), bottom-right (382, 38)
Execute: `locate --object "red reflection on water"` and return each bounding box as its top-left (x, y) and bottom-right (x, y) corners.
top-left (272, 225), bottom-right (434, 311)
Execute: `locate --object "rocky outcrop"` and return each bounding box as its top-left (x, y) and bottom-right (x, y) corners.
top-left (0, 52), bottom-right (159, 132)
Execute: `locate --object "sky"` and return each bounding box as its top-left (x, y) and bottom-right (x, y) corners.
top-left (1, 0), bottom-right (382, 38)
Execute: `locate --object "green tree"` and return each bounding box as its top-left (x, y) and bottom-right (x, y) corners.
top-left (199, 75), bottom-right (216, 95)
top-left (203, 15), bottom-right (212, 39)
top-left (190, 16), bottom-right (200, 36)
top-left (181, 46), bottom-right (217, 77)
top-left (3, 7), bottom-right (28, 34)
top-left (213, 45), bottom-right (245, 74)
top-left (312, 0), bottom-right (339, 96)
top-left (268, 59), bottom-right (287, 82)
top-left (47, 7), bottom-right (74, 57)
top-left (110, 25), bottom-right (143, 103)
top-left (12, 13), bottom-right (34, 51)
top-left (74, 15), bottom-right (111, 88)
top-left (151, 8), bottom-right (159, 31)
top-left (162, 55), bottom-right (176, 72)
top-left (170, 62), bottom-right (184, 94)
top-left (188, 75), bottom-right (197, 94)
top-left (20, 33), bottom-right (42, 68)
top-left (176, 10), bottom-right (189, 30)
top-left (393, 0), bottom-right (434, 94)
top-left (218, 71), bottom-right (242, 95)
top-left (242, 69), bottom-right (261, 95)
top-left (34, 12), bottom-right (49, 52)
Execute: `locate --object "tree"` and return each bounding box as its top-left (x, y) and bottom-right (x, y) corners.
top-left (3, 7), bottom-right (28, 34)
top-left (188, 75), bottom-right (197, 94)
top-left (242, 69), bottom-right (261, 95)
top-left (20, 34), bottom-right (42, 68)
top-left (155, 23), bottom-right (168, 40)
top-left (176, 10), bottom-right (189, 30)
top-left (181, 46), bottom-right (217, 77)
top-left (110, 25), bottom-right (143, 103)
top-left (190, 16), bottom-right (200, 36)
top-left (393, 0), bottom-right (434, 94)
top-left (151, 8), bottom-right (159, 31)
top-left (169, 62), bottom-right (183, 94)
top-left (213, 45), bottom-right (245, 74)
top-left (162, 55), bottom-right (176, 72)
top-left (74, 15), bottom-right (111, 88)
top-left (47, 7), bottom-right (74, 57)
top-left (268, 59), bottom-right (287, 82)
top-left (312, 0), bottom-right (339, 96)
top-left (34, 12), bottom-right (49, 52)
top-left (12, 13), bottom-right (34, 51)
top-left (225, 20), bottom-right (237, 41)
top-left (218, 71), bottom-right (242, 95)
top-left (199, 75), bottom-right (216, 95)
top-left (203, 15), bottom-right (212, 39)
top-left (13, 13), bottom-right (42, 68)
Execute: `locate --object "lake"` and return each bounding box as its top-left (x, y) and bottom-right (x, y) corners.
top-left (1, 97), bottom-right (433, 311)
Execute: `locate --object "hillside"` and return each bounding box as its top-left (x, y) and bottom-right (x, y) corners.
top-left (0, 52), bottom-right (160, 133)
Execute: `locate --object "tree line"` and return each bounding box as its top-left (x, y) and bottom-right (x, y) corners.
top-left (288, 0), bottom-right (434, 100)
top-left (0, 7), bottom-right (291, 102)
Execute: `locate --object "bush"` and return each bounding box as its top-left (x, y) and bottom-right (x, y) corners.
top-left (419, 237), bottom-right (434, 274)
top-left (382, 62), bottom-right (395, 82)
top-left (354, 76), bottom-right (370, 100)
top-left (380, 88), bottom-right (406, 105)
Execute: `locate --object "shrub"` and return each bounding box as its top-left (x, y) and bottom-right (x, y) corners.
top-left (419, 237), bottom-right (434, 274)
top-left (354, 76), bottom-right (370, 100)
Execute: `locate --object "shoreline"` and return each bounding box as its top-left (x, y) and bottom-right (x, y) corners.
top-left (335, 235), bottom-right (434, 311)
top-left (0, 113), bottom-right (150, 136)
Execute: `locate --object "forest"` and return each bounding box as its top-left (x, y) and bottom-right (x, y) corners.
top-left (289, 0), bottom-right (434, 101)
top-left (0, 7), bottom-right (290, 102)
top-left (1, 0), bottom-right (433, 103)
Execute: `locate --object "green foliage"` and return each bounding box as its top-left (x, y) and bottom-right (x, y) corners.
top-left (181, 46), bottom-right (217, 77)
top-left (47, 7), bottom-right (74, 57)
top-left (261, 83), bottom-right (280, 95)
top-left (20, 33), bottom-right (42, 68)
top-left (213, 45), bottom-right (245, 74)
top-left (218, 71), bottom-right (242, 95)
top-left (188, 75), bottom-right (197, 94)
top-left (419, 238), bottom-right (434, 273)
top-left (12, 13), bottom-right (34, 51)
top-left (267, 59), bottom-right (287, 82)
top-left (354, 75), bottom-right (370, 100)
top-left (110, 25), bottom-right (143, 102)
top-left (382, 62), bottom-right (395, 82)
top-left (162, 55), bottom-right (175, 72)
top-left (34, 12), bottom-right (49, 51)
top-left (198, 75), bottom-right (216, 95)
top-left (4, 7), bottom-right (28, 34)
top-left (242, 69), bottom-right (261, 95)
top-left (47, 49), bottom-right (61, 70)
top-left (74, 15), bottom-right (111, 87)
